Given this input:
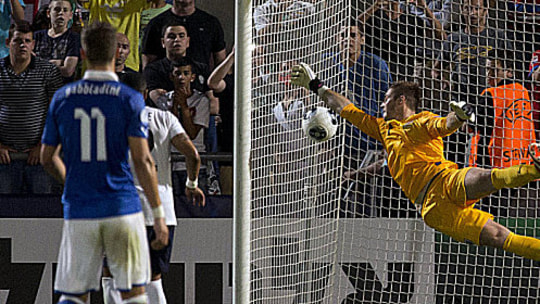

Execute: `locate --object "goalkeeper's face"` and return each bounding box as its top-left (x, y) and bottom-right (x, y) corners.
top-left (382, 89), bottom-right (403, 121)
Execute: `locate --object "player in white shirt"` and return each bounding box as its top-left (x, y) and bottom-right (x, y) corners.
top-left (102, 72), bottom-right (205, 304)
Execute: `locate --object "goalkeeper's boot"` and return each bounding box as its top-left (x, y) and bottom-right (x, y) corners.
top-left (528, 142), bottom-right (540, 170)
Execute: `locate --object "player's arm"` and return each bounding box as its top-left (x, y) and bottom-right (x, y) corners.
top-left (171, 133), bottom-right (206, 207)
top-left (208, 48), bottom-right (234, 93)
top-left (290, 63), bottom-right (351, 113)
top-left (128, 136), bottom-right (169, 250)
top-left (50, 56), bottom-right (79, 78)
top-left (10, 0), bottom-right (24, 22)
top-left (358, 0), bottom-right (384, 24)
top-left (430, 101), bottom-right (475, 137)
top-left (40, 144), bottom-right (65, 184)
top-left (291, 63), bottom-right (383, 141)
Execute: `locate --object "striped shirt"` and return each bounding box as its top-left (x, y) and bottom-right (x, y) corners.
top-left (0, 56), bottom-right (63, 151)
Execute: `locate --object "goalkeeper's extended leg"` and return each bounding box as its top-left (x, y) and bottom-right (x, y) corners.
top-left (464, 164), bottom-right (540, 201)
top-left (480, 220), bottom-right (540, 261)
top-left (470, 143), bottom-right (540, 260)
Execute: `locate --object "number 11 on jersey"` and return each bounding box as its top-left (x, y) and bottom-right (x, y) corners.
top-left (74, 107), bottom-right (107, 162)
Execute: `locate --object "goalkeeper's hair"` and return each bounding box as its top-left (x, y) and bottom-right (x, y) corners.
top-left (390, 81), bottom-right (421, 112)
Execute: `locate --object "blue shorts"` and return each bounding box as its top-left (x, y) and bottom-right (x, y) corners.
top-left (147, 226), bottom-right (175, 275)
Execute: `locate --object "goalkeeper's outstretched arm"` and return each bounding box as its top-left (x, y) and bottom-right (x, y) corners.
top-left (447, 100), bottom-right (475, 131)
top-left (291, 63), bottom-right (352, 113)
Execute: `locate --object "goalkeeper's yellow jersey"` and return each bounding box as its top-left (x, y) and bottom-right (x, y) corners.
top-left (340, 103), bottom-right (459, 203)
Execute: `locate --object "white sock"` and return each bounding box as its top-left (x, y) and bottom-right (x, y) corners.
top-left (147, 279), bottom-right (167, 304)
top-left (58, 295), bottom-right (86, 304)
top-left (122, 293), bottom-right (148, 304)
top-left (102, 277), bottom-right (123, 304)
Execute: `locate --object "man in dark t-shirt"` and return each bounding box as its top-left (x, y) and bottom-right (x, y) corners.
top-left (141, 0), bottom-right (226, 70)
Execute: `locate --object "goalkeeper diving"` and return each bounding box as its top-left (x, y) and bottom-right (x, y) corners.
top-left (291, 63), bottom-right (540, 260)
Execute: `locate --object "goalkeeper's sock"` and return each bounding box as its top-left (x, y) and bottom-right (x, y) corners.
top-left (503, 232), bottom-right (540, 261)
top-left (491, 165), bottom-right (540, 190)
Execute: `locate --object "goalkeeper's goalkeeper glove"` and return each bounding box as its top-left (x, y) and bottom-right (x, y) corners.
top-left (291, 63), bottom-right (329, 96)
top-left (450, 100), bottom-right (475, 123)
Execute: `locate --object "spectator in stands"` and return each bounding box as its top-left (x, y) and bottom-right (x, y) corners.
top-left (140, 0), bottom-right (171, 57)
top-left (170, 57), bottom-right (210, 217)
top-left (331, 21), bottom-right (391, 157)
top-left (141, 0), bottom-right (226, 70)
top-left (31, 4), bottom-right (50, 32)
top-left (431, 0), bottom-right (511, 166)
top-left (33, 0), bottom-right (80, 83)
top-left (329, 22), bottom-right (392, 217)
top-left (0, 0), bottom-right (24, 58)
top-left (469, 51), bottom-right (536, 169)
top-left (513, 0), bottom-right (540, 15)
top-left (0, 22), bottom-right (63, 194)
top-left (359, 0), bottom-right (446, 82)
top-left (253, 0), bottom-right (315, 36)
top-left (208, 48), bottom-right (233, 153)
top-left (144, 23), bottom-right (208, 109)
top-left (143, 23), bottom-right (220, 195)
top-left (83, 0), bottom-right (160, 71)
top-left (431, 0), bottom-right (511, 102)
top-left (401, 0), bottom-right (458, 31)
top-left (115, 32), bottom-right (138, 82)
top-left (207, 47), bottom-right (234, 195)
top-left (529, 49), bottom-right (540, 134)
top-left (253, 0), bottom-right (317, 66)
top-left (270, 60), bottom-right (310, 216)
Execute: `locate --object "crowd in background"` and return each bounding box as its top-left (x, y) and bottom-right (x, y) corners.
top-left (0, 0), bottom-right (234, 218)
top-left (0, 0), bottom-right (539, 218)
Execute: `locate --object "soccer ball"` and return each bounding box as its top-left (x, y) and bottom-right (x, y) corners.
top-left (302, 106), bottom-right (338, 142)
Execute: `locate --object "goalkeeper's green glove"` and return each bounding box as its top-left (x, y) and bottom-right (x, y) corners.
top-left (291, 63), bottom-right (329, 96)
top-left (450, 100), bottom-right (475, 123)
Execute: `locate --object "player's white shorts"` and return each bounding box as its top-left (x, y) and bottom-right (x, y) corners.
top-left (54, 212), bottom-right (150, 295)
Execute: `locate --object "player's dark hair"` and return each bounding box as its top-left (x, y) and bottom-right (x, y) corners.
top-left (81, 21), bottom-right (117, 66)
top-left (121, 73), bottom-right (147, 94)
top-left (171, 56), bottom-right (195, 71)
top-left (390, 81), bottom-right (421, 112)
top-left (161, 22), bottom-right (188, 38)
top-left (8, 21), bottom-right (32, 40)
top-left (49, 0), bottom-right (75, 10)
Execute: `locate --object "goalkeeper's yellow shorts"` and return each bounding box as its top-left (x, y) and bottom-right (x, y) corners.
top-left (419, 166), bottom-right (494, 245)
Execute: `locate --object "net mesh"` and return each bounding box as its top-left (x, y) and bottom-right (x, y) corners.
top-left (249, 0), bottom-right (540, 302)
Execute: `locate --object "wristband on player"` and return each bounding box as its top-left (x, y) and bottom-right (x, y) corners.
top-left (152, 205), bottom-right (165, 219)
top-left (185, 178), bottom-right (198, 190)
top-left (308, 79), bottom-right (329, 97)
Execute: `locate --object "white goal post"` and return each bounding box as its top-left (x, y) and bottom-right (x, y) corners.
top-left (234, 0), bottom-right (540, 303)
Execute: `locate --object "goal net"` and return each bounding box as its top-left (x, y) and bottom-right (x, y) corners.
top-left (241, 0), bottom-right (540, 303)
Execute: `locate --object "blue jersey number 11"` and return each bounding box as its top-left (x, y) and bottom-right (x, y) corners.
top-left (74, 107), bottom-right (107, 162)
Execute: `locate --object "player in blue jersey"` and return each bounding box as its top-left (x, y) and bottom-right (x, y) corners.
top-left (40, 21), bottom-right (168, 304)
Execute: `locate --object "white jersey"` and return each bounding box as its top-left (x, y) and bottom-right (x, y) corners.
top-left (132, 107), bottom-right (185, 226)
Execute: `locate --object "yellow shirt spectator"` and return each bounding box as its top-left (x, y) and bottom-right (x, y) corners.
top-left (85, 0), bottom-right (153, 71)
